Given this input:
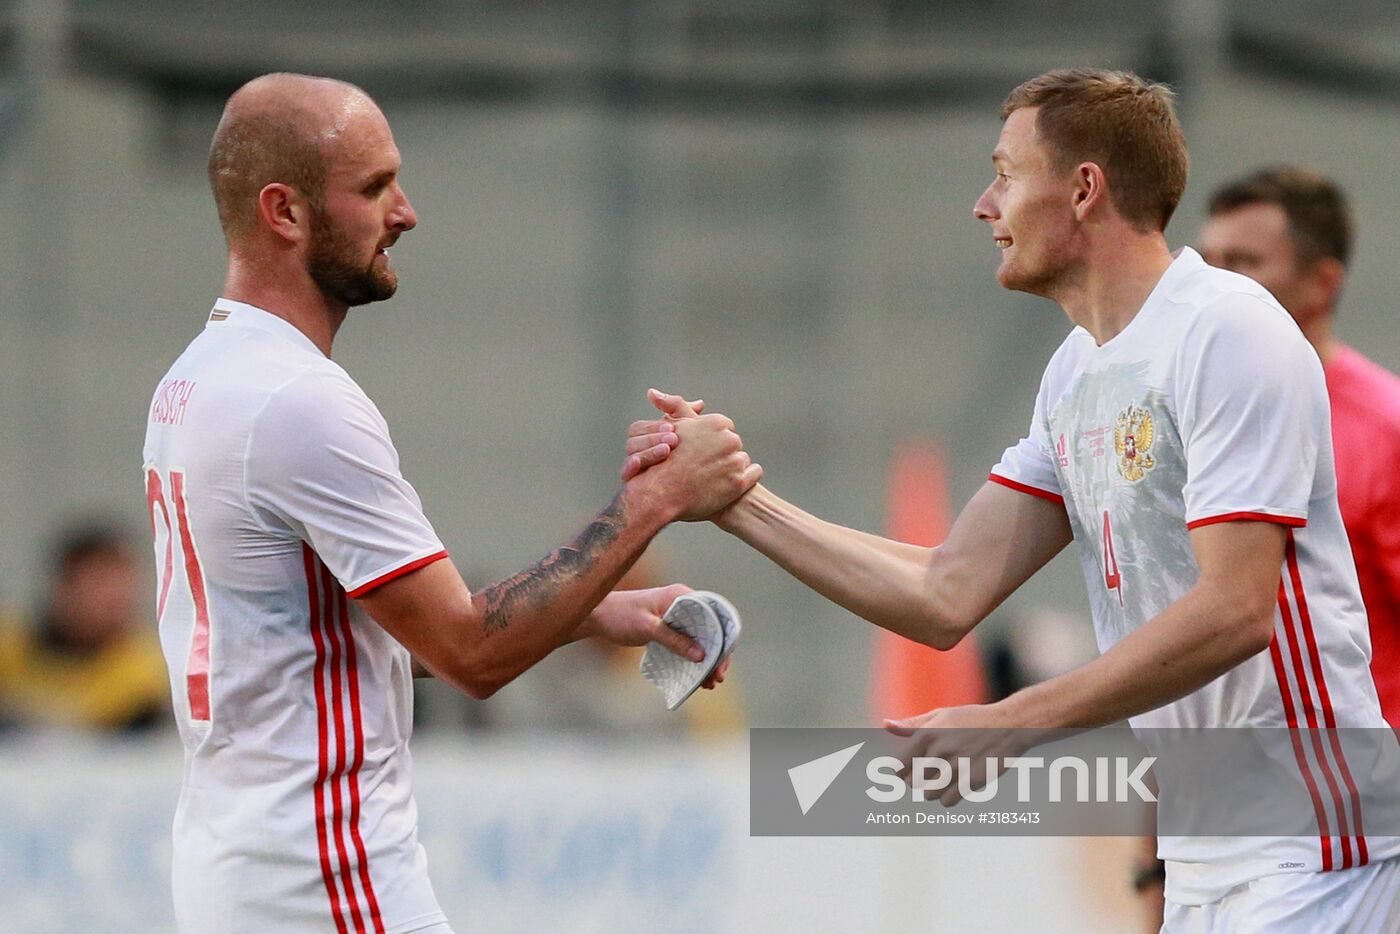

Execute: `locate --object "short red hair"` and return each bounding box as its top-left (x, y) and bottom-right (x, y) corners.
top-left (1003, 68), bottom-right (1189, 233)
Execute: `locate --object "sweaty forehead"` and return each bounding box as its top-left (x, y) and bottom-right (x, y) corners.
top-left (322, 100), bottom-right (400, 179)
top-left (319, 90), bottom-right (378, 143)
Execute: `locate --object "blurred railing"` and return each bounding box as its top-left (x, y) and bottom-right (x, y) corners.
top-left (0, 733), bottom-right (1130, 932)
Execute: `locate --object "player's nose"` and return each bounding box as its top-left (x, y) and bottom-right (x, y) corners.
top-left (973, 186), bottom-right (998, 223)
top-left (391, 185), bottom-right (417, 232)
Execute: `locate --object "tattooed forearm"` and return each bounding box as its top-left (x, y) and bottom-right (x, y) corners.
top-left (479, 494), bottom-right (627, 634)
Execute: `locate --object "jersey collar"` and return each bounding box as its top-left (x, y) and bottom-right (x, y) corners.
top-left (1154, 246), bottom-right (1207, 303)
top-left (209, 298), bottom-right (325, 357)
top-left (1081, 247), bottom-right (1205, 351)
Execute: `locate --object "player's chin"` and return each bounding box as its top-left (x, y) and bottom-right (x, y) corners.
top-left (994, 258), bottom-right (1043, 295)
top-left (368, 269), bottom-right (399, 301)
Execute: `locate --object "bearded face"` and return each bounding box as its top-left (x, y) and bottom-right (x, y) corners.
top-left (306, 202), bottom-right (399, 307)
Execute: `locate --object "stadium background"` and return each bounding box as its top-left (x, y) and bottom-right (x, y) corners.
top-left (2, 0), bottom-right (1399, 930)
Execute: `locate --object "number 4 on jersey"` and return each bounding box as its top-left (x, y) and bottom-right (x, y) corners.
top-left (1102, 510), bottom-right (1124, 607)
top-left (147, 466), bottom-right (214, 721)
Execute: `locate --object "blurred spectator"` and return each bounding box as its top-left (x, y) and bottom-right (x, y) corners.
top-left (1199, 166), bottom-right (1400, 726)
top-left (0, 523), bottom-right (168, 733)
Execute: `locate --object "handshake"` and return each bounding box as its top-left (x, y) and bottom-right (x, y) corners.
top-left (618, 388), bottom-right (763, 524)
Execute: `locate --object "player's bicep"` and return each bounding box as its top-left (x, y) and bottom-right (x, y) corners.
top-left (931, 480), bottom-right (1073, 625)
top-left (356, 558), bottom-right (480, 684)
top-left (1188, 519), bottom-right (1288, 632)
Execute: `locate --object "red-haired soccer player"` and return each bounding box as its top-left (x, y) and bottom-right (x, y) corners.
top-left (634, 70), bottom-right (1400, 931)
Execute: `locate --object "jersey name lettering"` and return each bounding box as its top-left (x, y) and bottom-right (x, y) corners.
top-left (151, 378), bottom-right (198, 426)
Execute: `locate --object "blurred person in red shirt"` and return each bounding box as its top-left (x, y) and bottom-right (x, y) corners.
top-left (0, 523), bottom-right (168, 733)
top-left (1198, 167), bottom-right (1400, 726)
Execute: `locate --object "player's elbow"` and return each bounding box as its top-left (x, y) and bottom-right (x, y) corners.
top-left (443, 654), bottom-right (510, 700)
top-left (916, 552), bottom-right (983, 650)
top-left (436, 662), bottom-right (503, 700)
top-left (429, 602), bottom-right (524, 699)
top-left (460, 674), bottom-right (504, 701)
top-left (1222, 612), bottom-right (1274, 668)
top-left (1215, 585), bottom-right (1276, 660)
top-left (885, 598), bottom-right (974, 651)
top-left (1238, 606), bottom-right (1276, 658)
top-left (426, 637), bottom-right (511, 700)
top-left (925, 615), bottom-right (975, 651)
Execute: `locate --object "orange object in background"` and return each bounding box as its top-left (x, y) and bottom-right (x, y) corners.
top-left (870, 442), bottom-right (988, 721)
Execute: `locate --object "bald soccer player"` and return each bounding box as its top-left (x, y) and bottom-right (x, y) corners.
top-left (143, 73), bottom-right (759, 934)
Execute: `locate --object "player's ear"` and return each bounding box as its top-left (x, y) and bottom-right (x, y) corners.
top-left (257, 183), bottom-right (311, 245)
top-left (1071, 161), bottom-right (1108, 221)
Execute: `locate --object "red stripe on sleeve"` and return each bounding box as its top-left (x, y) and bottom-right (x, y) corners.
top-left (1186, 512), bottom-right (1307, 530)
top-left (346, 550), bottom-right (450, 598)
top-left (986, 473), bottom-right (1064, 505)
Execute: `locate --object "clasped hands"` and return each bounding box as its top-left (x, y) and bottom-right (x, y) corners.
top-left (572, 390), bottom-right (754, 688)
top-left (584, 388), bottom-right (756, 689)
top-left (620, 388), bottom-right (760, 522)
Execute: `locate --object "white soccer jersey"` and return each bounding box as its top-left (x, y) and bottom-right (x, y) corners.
top-left (991, 248), bottom-right (1400, 903)
top-left (143, 298), bottom-right (451, 933)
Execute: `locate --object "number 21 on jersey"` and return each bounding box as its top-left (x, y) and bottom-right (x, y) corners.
top-left (146, 465), bottom-right (213, 721)
top-left (1102, 510), bottom-right (1124, 606)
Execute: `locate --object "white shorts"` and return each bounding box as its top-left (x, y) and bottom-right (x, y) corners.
top-left (1162, 857), bottom-right (1400, 933)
